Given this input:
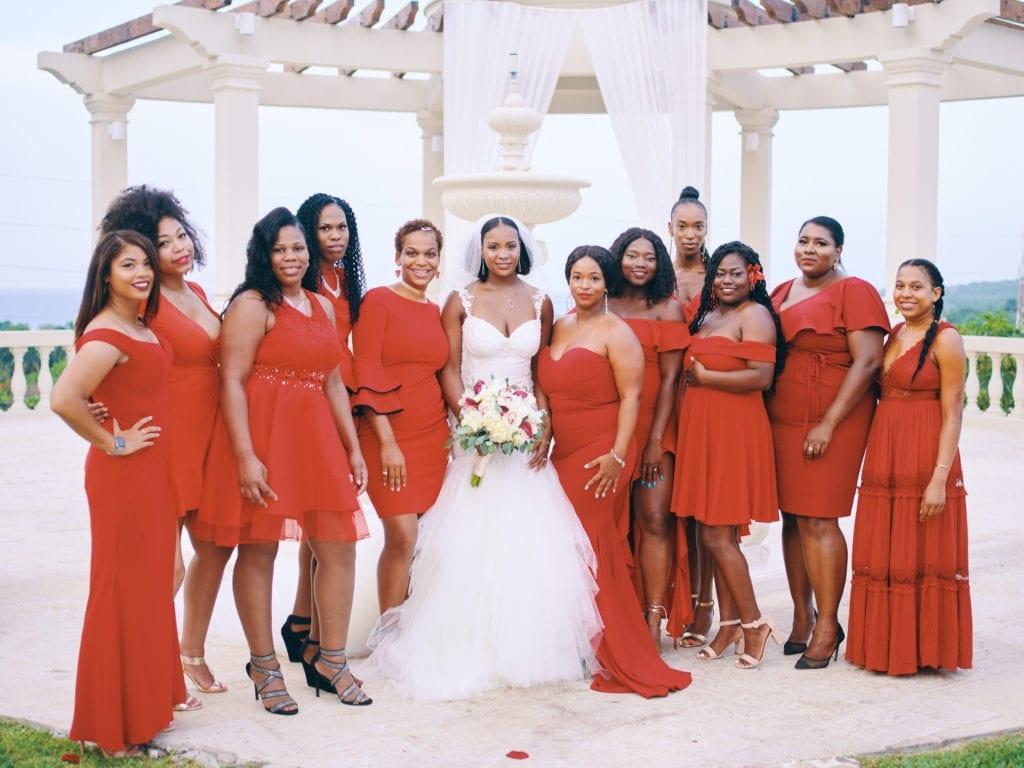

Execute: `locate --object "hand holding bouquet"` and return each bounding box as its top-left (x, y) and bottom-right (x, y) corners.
top-left (450, 378), bottom-right (546, 487)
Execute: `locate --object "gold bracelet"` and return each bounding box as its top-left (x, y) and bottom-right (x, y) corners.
top-left (935, 463), bottom-right (950, 471)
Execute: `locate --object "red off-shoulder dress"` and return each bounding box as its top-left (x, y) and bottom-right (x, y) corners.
top-left (317, 265), bottom-right (356, 390)
top-left (149, 282), bottom-right (220, 517)
top-left (671, 336), bottom-right (779, 526)
top-left (623, 317), bottom-right (694, 637)
top-left (768, 277), bottom-right (890, 518)
top-left (352, 287), bottom-right (450, 518)
top-left (539, 347), bottom-right (692, 697)
top-left (193, 293), bottom-right (368, 546)
top-left (70, 330), bottom-right (186, 753)
top-left (846, 322), bottom-right (971, 675)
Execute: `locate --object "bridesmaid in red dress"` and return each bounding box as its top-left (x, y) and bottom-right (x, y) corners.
top-left (281, 194), bottom-right (368, 669)
top-left (539, 245), bottom-right (691, 697)
top-left (51, 231), bottom-right (189, 757)
top-left (352, 219), bottom-right (450, 613)
top-left (671, 241), bottom-right (786, 669)
top-left (768, 216), bottom-right (889, 669)
top-left (847, 259), bottom-right (971, 675)
top-left (194, 208), bottom-right (371, 711)
top-left (606, 228), bottom-right (692, 648)
top-left (99, 186), bottom-right (231, 695)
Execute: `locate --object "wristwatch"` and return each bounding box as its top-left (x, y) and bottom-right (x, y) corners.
top-left (112, 435), bottom-right (126, 455)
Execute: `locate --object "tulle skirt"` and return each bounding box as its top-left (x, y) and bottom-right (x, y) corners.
top-left (365, 449), bottom-right (603, 701)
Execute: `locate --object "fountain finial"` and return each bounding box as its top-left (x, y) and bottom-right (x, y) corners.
top-left (487, 53), bottom-right (543, 172)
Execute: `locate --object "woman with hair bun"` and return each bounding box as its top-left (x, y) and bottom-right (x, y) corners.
top-left (768, 216), bottom-right (889, 670)
top-left (846, 259), bottom-right (971, 675)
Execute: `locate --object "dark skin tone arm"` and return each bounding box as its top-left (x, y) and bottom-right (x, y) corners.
top-left (689, 303), bottom-right (776, 393)
top-left (641, 299), bottom-right (686, 484)
top-left (527, 295), bottom-right (555, 471)
top-left (920, 328), bottom-right (966, 520)
top-left (439, 291), bottom-right (466, 415)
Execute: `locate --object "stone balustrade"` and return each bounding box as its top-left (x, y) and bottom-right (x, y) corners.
top-left (0, 330), bottom-right (76, 413)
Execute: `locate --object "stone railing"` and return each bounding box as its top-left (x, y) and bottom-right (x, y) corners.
top-left (2, 330), bottom-right (1022, 417)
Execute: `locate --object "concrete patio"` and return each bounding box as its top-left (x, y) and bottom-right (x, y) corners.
top-left (1, 410), bottom-right (1021, 768)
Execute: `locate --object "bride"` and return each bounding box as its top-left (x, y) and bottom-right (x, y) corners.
top-left (365, 214), bottom-right (602, 701)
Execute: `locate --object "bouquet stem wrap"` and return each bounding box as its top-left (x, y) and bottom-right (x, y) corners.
top-left (471, 452), bottom-right (492, 488)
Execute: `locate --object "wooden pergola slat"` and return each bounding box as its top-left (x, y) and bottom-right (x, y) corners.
top-left (828, 0), bottom-right (865, 17)
top-left (733, 0), bottom-right (781, 26)
top-left (281, 0), bottom-right (324, 20)
top-left (234, 0), bottom-right (289, 16)
top-left (1000, 0), bottom-right (1024, 22)
top-left (787, 66), bottom-right (816, 75)
top-left (832, 60), bottom-right (869, 71)
top-left (63, 0), bottom-right (231, 55)
top-left (793, 0), bottom-right (832, 20)
top-left (762, 0), bottom-right (801, 23)
top-left (314, 0), bottom-right (355, 24)
top-left (709, 2), bottom-right (744, 29)
top-left (385, 2), bottom-right (420, 79)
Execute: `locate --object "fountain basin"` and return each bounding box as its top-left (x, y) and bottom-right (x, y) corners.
top-left (434, 172), bottom-right (591, 226)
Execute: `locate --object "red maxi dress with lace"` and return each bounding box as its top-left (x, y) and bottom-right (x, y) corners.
top-left (846, 321), bottom-right (971, 675)
top-left (538, 346), bottom-right (691, 697)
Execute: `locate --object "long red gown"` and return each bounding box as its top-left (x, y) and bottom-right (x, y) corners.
top-left (538, 347), bottom-right (691, 697)
top-left (671, 336), bottom-right (779, 526)
top-left (193, 293), bottom-right (368, 546)
top-left (846, 322), bottom-right (971, 675)
top-left (352, 287), bottom-right (450, 517)
top-left (622, 317), bottom-right (694, 638)
top-left (149, 282), bottom-right (220, 517)
top-left (69, 330), bottom-right (186, 753)
top-left (317, 265), bottom-right (356, 390)
top-left (768, 277), bottom-right (890, 518)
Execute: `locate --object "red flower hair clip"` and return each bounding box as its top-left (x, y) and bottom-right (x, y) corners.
top-left (747, 263), bottom-right (765, 289)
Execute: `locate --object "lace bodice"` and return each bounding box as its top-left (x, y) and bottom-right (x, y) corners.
top-left (458, 286), bottom-right (545, 391)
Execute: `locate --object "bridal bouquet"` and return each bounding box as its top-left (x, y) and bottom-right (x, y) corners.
top-left (450, 378), bottom-right (546, 487)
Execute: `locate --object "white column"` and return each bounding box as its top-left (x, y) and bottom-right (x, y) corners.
top-left (207, 54), bottom-right (267, 308)
top-left (964, 350), bottom-right (981, 415)
top-left (1013, 354), bottom-right (1024, 419)
top-left (9, 347), bottom-right (28, 412)
top-left (735, 107), bottom-right (778, 280)
top-left (880, 49), bottom-right (951, 309)
top-left (84, 94), bottom-right (133, 237)
top-left (704, 75), bottom-right (717, 207)
top-left (417, 110), bottom-right (445, 229)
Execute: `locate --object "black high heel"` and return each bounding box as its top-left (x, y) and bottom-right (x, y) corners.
top-left (784, 609), bottom-right (817, 656)
top-left (245, 652), bottom-right (299, 715)
top-left (302, 638), bottom-right (364, 692)
top-left (794, 625), bottom-right (845, 670)
top-left (280, 614), bottom-right (311, 663)
top-left (313, 647), bottom-right (372, 706)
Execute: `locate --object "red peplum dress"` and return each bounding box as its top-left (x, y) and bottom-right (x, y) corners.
top-left (846, 322), bottom-right (971, 675)
top-left (69, 330), bottom-right (186, 753)
top-left (317, 266), bottom-right (356, 391)
top-left (193, 293), bottom-right (368, 546)
top-left (149, 282), bottom-right (220, 517)
top-left (538, 347), bottom-right (692, 697)
top-left (671, 336), bottom-right (779, 527)
top-left (768, 277), bottom-right (890, 518)
top-left (352, 287), bottom-right (450, 518)
top-left (622, 317), bottom-right (694, 638)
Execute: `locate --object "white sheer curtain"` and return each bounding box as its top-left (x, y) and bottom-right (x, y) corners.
top-left (581, 0), bottom-right (708, 235)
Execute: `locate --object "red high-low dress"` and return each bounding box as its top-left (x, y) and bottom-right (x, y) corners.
top-left (149, 282), bottom-right (220, 517)
top-left (671, 336), bottom-right (779, 527)
top-left (70, 330), bottom-right (186, 753)
top-left (768, 277), bottom-right (890, 518)
top-left (623, 317), bottom-right (694, 638)
top-left (538, 347), bottom-right (692, 697)
top-left (352, 287), bottom-right (450, 517)
top-left (193, 293), bottom-right (368, 546)
top-left (846, 322), bottom-right (971, 675)
top-left (318, 265), bottom-right (356, 390)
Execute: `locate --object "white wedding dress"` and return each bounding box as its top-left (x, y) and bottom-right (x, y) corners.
top-left (365, 287), bottom-right (602, 701)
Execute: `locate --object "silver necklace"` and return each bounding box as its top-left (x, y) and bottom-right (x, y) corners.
top-left (492, 285), bottom-right (515, 309)
top-left (283, 291), bottom-right (308, 312)
top-left (321, 270), bottom-right (342, 299)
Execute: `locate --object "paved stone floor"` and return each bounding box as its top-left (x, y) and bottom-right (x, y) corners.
top-left (1, 410), bottom-right (1021, 768)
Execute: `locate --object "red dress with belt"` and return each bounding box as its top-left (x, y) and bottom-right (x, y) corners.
top-left (768, 277), bottom-right (890, 518)
top-left (317, 266), bottom-right (356, 390)
top-left (70, 330), bottom-right (186, 753)
top-left (352, 287), bottom-right (450, 518)
top-left (149, 282), bottom-right (220, 517)
top-left (539, 347), bottom-right (691, 697)
top-left (193, 293), bottom-right (368, 546)
top-left (846, 322), bottom-right (971, 675)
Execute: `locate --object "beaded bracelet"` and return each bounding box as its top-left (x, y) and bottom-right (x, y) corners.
top-left (609, 449), bottom-right (626, 468)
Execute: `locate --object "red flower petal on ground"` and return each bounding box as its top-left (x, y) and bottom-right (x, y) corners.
top-left (60, 754), bottom-right (81, 764)
top-left (506, 750), bottom-right (529, 759)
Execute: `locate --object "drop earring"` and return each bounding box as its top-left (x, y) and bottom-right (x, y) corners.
top-left (395, 268), bottom-right (401, 278)
top-left (604, 292), bottom-right (609, 314)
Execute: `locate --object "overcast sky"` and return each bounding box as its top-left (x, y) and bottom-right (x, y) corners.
top-left (2, 1), bottom-right (1022, 304)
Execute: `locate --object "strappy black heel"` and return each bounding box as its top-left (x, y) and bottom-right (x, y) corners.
top-left (313, 647), bottom-right (372, 706)
top-left (280, 614), bottom-right (311, 663)
top-left (245, 652), bottom-right (299, 716)
top-left (795, 625), bottom-right (845, 670)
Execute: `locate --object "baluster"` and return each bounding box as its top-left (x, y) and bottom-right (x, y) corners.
top-left (1013, 354), bottom-right (1024, 419)
top-left (36, 346), bottom-right (55, 409)
top-left (963, 350), bottom-right (981, 415)
top-left (9, 346), bottom-right (28, 412)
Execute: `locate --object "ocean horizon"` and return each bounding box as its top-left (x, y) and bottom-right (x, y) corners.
top-left (0, 290), bottom-right (81, 329)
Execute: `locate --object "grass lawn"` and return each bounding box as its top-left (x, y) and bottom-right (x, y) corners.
top-left (861, 731), bottom-right (1024, 767)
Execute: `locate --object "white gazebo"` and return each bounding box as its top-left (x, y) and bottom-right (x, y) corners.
top-left (38, 0), bottom-right (1024, 305)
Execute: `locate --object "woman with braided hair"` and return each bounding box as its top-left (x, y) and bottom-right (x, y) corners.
top-left (670, 241), bottom-right (786, 669)
top-left (846, 259), bottom-right (971, 675)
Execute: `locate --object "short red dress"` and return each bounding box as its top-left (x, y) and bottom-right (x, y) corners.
top-left (623, 317), bottom-right (693, 638)
top-left (70, 330), bottom-right (186, 753)
top-left (539, 347), bottom-right (692, 697)
top-left (149, 282), bottom-right (220, 517)
top-left (846, 322), bottom-right (971, 675)
top-left (317, 266), bottom-right (356, 390)
top-left (352, 287), bottom-right (450, 518)
top-left (671, 336), bottom-right (779, 526)
top-left (193, 293), bottom-right (368, 546)
top-left (768, 277), bottom-right (890, 518)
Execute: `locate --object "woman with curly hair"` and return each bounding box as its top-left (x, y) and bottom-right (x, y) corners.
top-left (671, 241), bottom-right (786, 670)
top-left (194, 207), bottom-right (371, 711)
top-left (99, 185), bottom-right (232, 696)
top-left (606, 228), bottom-right (692, 649)
top-left (281, 194), bottom-right (368, 674)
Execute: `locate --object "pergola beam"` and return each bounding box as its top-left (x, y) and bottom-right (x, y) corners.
top-left (63, 0), bottom-right (231, 54)
top-left (950, 20), bottom-right (1024, 76)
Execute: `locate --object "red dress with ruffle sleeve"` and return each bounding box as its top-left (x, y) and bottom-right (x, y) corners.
top-left (768, 277), bottom-right (890, 518)
top-left (846, 321), bottom-right (971, 675)
top-left (192, 293), bottom-right (368, 546)
top-left (317, 266), bottom-right (356, 390)
top-left (539, 347), bottom-right (691, 698)
top-left (352, 287), bottom-right (450, 518)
